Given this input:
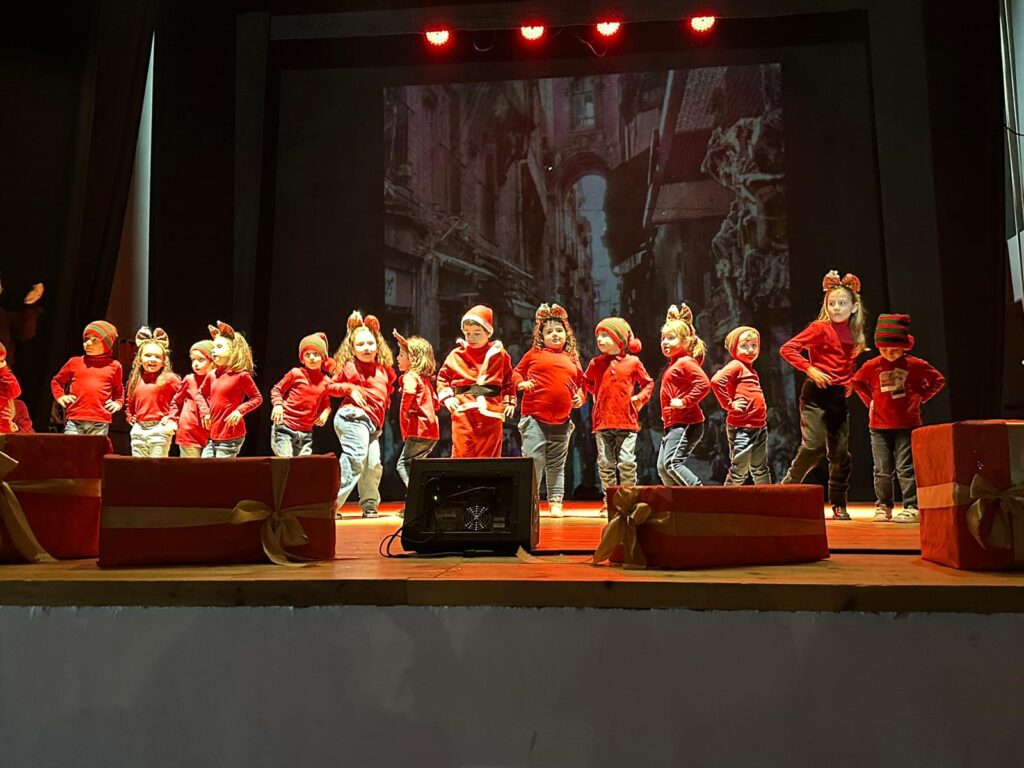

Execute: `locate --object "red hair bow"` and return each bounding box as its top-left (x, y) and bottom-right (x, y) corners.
top-left (346, 311), bottom-right (380, 335)
top-left (208, 321), bottom-right (235, 339)
top-left (822, 270), bottom-right (862, 294)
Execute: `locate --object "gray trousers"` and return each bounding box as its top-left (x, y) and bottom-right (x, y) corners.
top-left (725, 425), bottom-right (771, 485)
top-left (201, 437), bottom-right (245, 458)
top-left (64, 420), bottom-right (109, 436)
top-left (870, 428), bottom-right (917, 508)
top-left (782, 381), bottom-right (851, 507)
top-left (130, 421), bottom-right (173, 457)
top-left (271, 423), bottom-right (313, 457)
top-left (333, 405), bottom-right (382, 513)
top-left (595, 429), bottom-right (638, 492)
top-left (396, 437), bottom-right (437, 487)
top-left (519, 416), bottom-right (574, 503)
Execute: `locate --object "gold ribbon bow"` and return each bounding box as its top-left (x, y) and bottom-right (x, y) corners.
top-left (964, 474), bottom-right (1024, 565)
top-left (592, 487), bottom-right (670, 569)
top-left (102, 459), bottom-right (333, 567)
top-left (0, 451), bottom-right (57, 563)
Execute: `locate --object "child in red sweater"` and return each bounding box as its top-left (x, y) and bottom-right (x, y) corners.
top-left (513, 304), bottom-right (585, 517)
top-left (270, 332), bottom-right (334, 457)
top-left (393, 330), bottom-right (440, 488)
top-left (51, 320), bottom-right (124, 436)
top-left (198, 321), bottom-right (262, 458)
top-left (583, 317), bottom-right (654, 496)
top-left (125, 327), bottom-right (181, 457)
top-left (711, 325), bottom-right (771, 485)
top-left (780, 271), bottom-right (868, 519)
top-left (168, 340), bottom-right (214, 457)
top-left (437, 305), bottom-right (515, 459)
top-left (330, 312), bottom-right (396, 517)
top-left (852, 314), bottom-right (945, 522)
top-left (656, 305), bottom-right (711, 486)
top-left (0, 342), bottom-right (22, 434)
top-left (7, 400), bottom-right (33, 433)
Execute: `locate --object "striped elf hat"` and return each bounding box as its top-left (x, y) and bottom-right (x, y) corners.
top-left (83, 320), bottom-right (118, 355)
top-left (874, 313), bottom-right (914, 350)
top-left (190, 340), bottom-right (215, 360)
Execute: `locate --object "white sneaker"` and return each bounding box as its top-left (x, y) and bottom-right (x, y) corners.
top-left (872, 504), bottom-right (893, 522)
top-left (893, 508), bottom-right (919, 523)
top-left (549, 502), bottom-right (563, 518)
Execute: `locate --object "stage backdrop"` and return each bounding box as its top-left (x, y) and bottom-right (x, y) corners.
top-left (382, 64), bottom-right (795, 497)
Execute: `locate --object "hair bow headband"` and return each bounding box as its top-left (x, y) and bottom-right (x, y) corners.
top-left (135, 326), bottom-right (169, 345)
top-left (392, 328), bottom-right (409, 349)
top-left (535, 303), bottom-right (569, 323)
top-left (822, 270), bottom-right (862, 294)
top-left (208, 321), bottom-right (235, 340)
top-left (347, 311), bottom-right (381, 335)
top-left (665, 303), bottom-right (694, 324)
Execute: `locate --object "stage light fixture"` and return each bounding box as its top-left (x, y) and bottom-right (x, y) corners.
top-left (595, 21), bottom-right (621, 37)
top-left (425, 29), bottom-right (451, 46)
top-left (520, 25), bottom-right (546, 41)
top-left (689, 16), bottom-right (717, 33)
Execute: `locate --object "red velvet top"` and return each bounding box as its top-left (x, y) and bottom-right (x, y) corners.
top-left (583, 353), bottom-right (654, 432)
top-left (0, 366), bottom-right (21, 433)
top-left (659, 353), bottom-right (711, 429)
top-left (50, 355), bottom-right (124, 424)
top-left (512, 347), bottom-right (584, 425)
top-left (330, 360), bottom-right (396, 430)
top-left (710, 359), bottom-right (768, 429)
top-left (271, 367), bottom-right (332, 432)
top-left (851, 354), bottom-right (946, 429)
top-left (399, 372), bottom-right (440, 440)
top-left (169, 373), bottom-right (210, 448)
top-left (11, 400), bottom-right (33, 433)
top-left (436, 342), bottom-right (515, 418)
top-left (126, 371), bottom-right (181, 424)
top-left (779, 320), bottom-right (859, 385)
top-left (198, 368), bottom-right (263, 440)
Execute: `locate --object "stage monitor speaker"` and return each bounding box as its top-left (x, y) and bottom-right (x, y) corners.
top-left (402, 457), bottom-right (537, 554)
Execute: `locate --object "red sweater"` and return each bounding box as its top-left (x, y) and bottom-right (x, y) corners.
top-left (126, 371), bottom-right (181, 424)
top-left (851, 354), bottom-right (946, 429)
top-left (198, 367), bottom-right (263, 440)
top-left (0, 366), bottom-right (22, 433)
top-left (583, 353), bottom-right (654, 432)
top-left (399, 372), bottom-right (440, 440)
top-left (779, 320), bottom-right (859, 385)
top-left (710, 359), bottom-right (768, 429)
top-left (330, 360), bottom-right (396, 430)
top-left (513, 347), bottom-right (584, 425)
top-left (660, 353), bottom-right (711, 429)
top-left (50, 355), bottom-right (124, 424)
top-left (436, 342), bottom-right (515, 418)
top-left (271, 367), bottom-right (331, 432)
top-left (169, 373), bottom-right (210, 448)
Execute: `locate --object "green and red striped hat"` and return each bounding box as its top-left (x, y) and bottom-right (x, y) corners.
top-left (874, 313), bottom-right (914, 350)
top-left (82, 320), bottom-right (118, 355)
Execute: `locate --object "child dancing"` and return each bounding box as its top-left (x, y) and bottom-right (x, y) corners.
top-left (125, 327), bottom-right (180, 457)
top-left (270, 332), bottom-right (334, 457)
top-left (513, 304), bottom-right (584, 517)
top-left (393, 330), bottom-right (440, 487)
top-left (851, 314), bottom-right (945, 522)
top-left (51, 320), bottom-right (123, 436)
top-left (779, 271), bottom-right (868, 520)
top-left (198, 321), bottom-right (262, 458)
top-left (711, 325), bottom-right (771, 484)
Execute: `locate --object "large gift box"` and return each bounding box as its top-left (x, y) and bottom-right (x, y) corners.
top-left (99, 455), bottom-right (339, 567)
top-left (913, 420), bottom-right (1024, 570)
top-left (0, 434), bottom-right (111, 562)
top-left (593, 485), bottom-right (828, 569)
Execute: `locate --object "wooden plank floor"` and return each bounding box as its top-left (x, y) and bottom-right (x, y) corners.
top-left (0, 507), bottom-right (1021, 613)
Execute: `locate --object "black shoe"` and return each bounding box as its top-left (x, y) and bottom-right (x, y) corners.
top-left (831, 505), bottom-right (851, 521)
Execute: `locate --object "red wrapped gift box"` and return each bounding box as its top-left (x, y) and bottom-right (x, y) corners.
top-left (913, 420), bottom-right (1024, 570)
top-left (0, 434), bottom-right (111, 561)
top-left (594, 484), bottom-right (828, 569)
top-left (99, 455), bottom-right (339, 567)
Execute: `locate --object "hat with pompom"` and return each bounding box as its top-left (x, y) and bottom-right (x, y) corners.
top-left (596, 317), bottom-right (641, 354)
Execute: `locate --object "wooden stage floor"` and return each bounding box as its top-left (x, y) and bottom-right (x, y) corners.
top-left (1, 502), bottom-right (1022, 613)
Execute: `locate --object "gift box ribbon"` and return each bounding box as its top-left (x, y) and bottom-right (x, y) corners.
top-left (593, 486), bottom-right (824, 569)
top-left (0, 451), bottom-right (59, 563)
top-left (918, 475), bottom-right (1024, 566)
top-left (102, 458), bottom-right (334, 566)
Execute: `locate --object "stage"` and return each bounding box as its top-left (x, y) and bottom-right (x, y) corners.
top-left (1, 502), bottom-right (1021, 613)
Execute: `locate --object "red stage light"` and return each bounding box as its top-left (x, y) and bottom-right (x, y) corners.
top-left (425, 29), bottom-right (451, 46)
top-left (689, 16), bottom-right (717, 33)
top-left (520, 25), bottom-right (546, 41)
top-left (595, 21), bottom-right (621, 37)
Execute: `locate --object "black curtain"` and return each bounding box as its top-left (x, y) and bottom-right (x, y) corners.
top-left (922, 0), bottom-right (1005, 418)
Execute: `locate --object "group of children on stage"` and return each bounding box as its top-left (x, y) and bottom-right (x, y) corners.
top-left (0, 269), bottom-right (945, 522)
